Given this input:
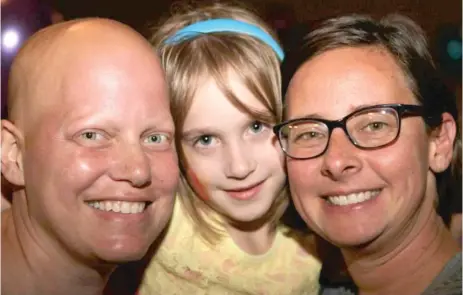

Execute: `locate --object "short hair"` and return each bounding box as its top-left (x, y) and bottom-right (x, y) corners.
top-left (281, 14), bottom-right (461, 224)
top-left (148, 2), bottom-right (287, 244)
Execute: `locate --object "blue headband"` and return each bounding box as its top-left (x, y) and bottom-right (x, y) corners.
top-left (164, 18), bottom-right (285, 61)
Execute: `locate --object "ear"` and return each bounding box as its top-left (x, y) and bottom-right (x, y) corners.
top-left (428, 113), bottom-right (457, 173)
top-left (1, 120), bottom-right (25, 186)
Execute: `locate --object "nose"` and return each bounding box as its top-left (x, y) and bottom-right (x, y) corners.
top-left (321, 129), bottom-right (362, 181)
top-left (109, 142), bottom-right (152, 188)
top-left (224, 141), bottom-right (256, 180)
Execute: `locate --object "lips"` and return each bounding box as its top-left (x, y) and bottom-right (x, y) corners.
top-left (224, 181), bottom-right (264, 200)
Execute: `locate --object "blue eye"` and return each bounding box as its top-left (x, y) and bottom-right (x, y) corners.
top-left (146, 134), bottom-right (168, 144)
top-left (197, 135), bottom-right (213, 146)
top-left (192, 134), bottom-right (219, 149)
top-left (249, 121), bottom-right (264, 133)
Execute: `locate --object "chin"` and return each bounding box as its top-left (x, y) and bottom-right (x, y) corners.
top-left (98, 248), bottom-right (147, 264)
top-left (95, 241), bottom-right (150, 263)
top-left (227, 207), bottom-right (271, 224)
top-left (230, 213), bottom-right (264, 223)
top-left (321, 229), bottom-right (383, 249)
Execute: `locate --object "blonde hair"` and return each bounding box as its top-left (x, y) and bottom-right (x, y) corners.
top-left (149, 2), bottom-right (288, 244)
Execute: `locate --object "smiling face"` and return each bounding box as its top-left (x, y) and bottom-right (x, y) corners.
top-left (285, 46), bottom-right (438, 248)
top-left (181, 72), bottom-right (286, 223)
top-left (15, 29), bottom-right (179, 263)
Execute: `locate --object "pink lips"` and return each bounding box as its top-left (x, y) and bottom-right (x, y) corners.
top-left (225, 182), bottom-right (264, 200)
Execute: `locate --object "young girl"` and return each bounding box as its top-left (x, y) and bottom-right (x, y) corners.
top-left (138, 3), bottom-right (321, 294)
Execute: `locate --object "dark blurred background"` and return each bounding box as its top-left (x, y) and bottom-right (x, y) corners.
top-left (1, 0), bottom-right (462, 119)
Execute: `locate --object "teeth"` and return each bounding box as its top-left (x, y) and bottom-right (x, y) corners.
top-left (327, 190), bottom-right (380, 206)
top-left (86, 200), bottom-right (146, 214)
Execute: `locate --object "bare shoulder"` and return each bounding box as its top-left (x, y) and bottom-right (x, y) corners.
top-left (1, 209), bottom-right (13, 294)
top-left (2, 209), bottom-right (14, 262)
top-left (2, 209), bottom-right (14, 243)
top-left (2, 207), bottom-right (12, 224)
top-left (1, 209), bottom-right (30, 295)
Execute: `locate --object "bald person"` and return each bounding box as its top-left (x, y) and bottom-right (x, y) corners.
top-left (1, 18), bottom-right (179, 295)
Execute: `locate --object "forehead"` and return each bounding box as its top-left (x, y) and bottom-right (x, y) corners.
top-left (286, 46), bottom-right (415, 119)
top-left (184, 72), bottom-right (266, 128)
top-left (40, 50), bottom-right (169, 123)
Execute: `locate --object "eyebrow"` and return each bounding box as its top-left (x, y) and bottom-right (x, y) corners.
top-left (150, 119), bottom-right (175, 132)
top-left (292, 103), bottom-right (381, 120)
top-left (63, 115), bottom-right (175, 135)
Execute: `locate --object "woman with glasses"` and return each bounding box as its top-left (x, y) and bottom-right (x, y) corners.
top-left (276, 14), bottom-right (462, 295)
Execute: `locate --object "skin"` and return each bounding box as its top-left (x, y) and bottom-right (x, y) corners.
top-left (1, 19), bottom-right (179, 295)
top-left (1, 131), bottom-right (12, 211)
top-left (450, 213), bottom-right (462, 247)
top-left (1, 176), bottom-right (12, 212)
top-left (181, 72), bottom-right (286, 254)
top-left (285, 46), bottom-right (459, 294)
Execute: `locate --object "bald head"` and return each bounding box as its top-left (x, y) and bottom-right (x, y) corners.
top-left (8, 18), bottom-right (165, 131)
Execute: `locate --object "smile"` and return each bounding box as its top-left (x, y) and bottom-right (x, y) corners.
top-left (224, 181), bottom-right (265, 201)
top-left (85, 200), bottom-right (149, 214)
top-left (326, 190), bottom-right (381, 206)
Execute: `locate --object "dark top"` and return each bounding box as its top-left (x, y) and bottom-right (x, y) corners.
top-left (319, 252), bottom-right (462, 295)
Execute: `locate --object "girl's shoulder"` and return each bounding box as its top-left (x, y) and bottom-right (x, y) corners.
top-left (270, 224), bottom-right (322, 276)
top-left (156, 196), bottom-right (210, 254)
top-left (277, 224), bottom-right (319, 255)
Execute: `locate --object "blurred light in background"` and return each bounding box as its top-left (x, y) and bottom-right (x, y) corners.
top-left (2, 28), bottom-right (21, 51)
top-left (1, 0), bottom-right (53, 118)
top-left (447, 39), bottom-right (462, 61)
top-left (435, 24), bottom-right (462, 80)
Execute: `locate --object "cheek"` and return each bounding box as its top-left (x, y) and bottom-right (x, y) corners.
top-left (40, 148), bottom-right (110, 195)
top-left (372, 143), bottom-right (430, 214)
top-left (187, 156), bottom-right (220, 188)
top-left (370, 130), bottom-right (430, 189)
top-left (258, 150), bottom-right (286, 182)
top-left (147, 150), bottom-right (179, 192)
top-left (287, 159), bottom-right (317, 193)
top-left (180, 144), bottom-right (218, 183)
top-left (252, 136), bottom-right (286, 172)
top-left (22, 141), bottom-right (110, 224)
top-left (64, 152), bottom-right (111, 191)
top-left (286, 160), bottom-right (320, 223)
top-left (178, 149), bottom-right (217, 201)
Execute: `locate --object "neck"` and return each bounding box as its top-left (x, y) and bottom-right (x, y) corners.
top-left (225, 215), bottom-right (277, 255)
top-left (342, 199), bottom-right (459, 295)
top-left (2, 200), bottom-right (115, 295)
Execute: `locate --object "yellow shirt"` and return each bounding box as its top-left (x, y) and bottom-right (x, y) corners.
top-left (139, 199), bottom-right (321, 295)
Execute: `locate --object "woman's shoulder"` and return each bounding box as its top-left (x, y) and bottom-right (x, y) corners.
top-left (422, 252), bottom-right (462, 295)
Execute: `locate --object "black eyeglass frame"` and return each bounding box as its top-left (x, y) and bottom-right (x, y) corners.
top-left (273, 104), bottom-right (426, 160)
